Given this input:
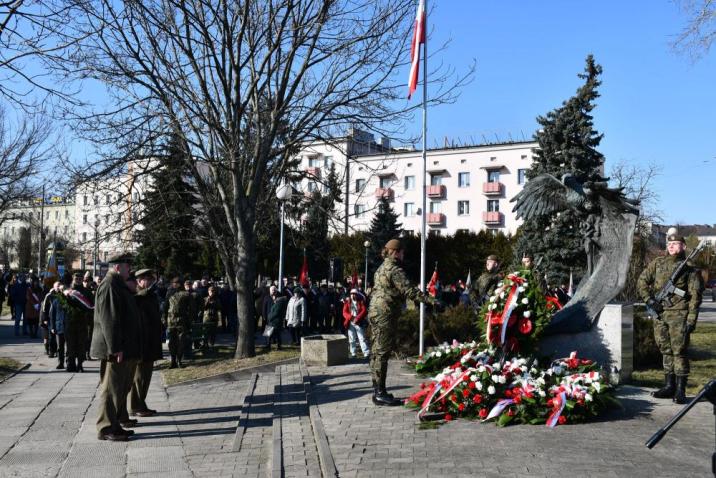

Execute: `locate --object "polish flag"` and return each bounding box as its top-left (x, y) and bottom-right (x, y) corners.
top-left (299, 255), bottom-right (309, 286)
top-left (407, 0), bottom-right (426, 99)
top-left (427, 266), bottom-right (439, 297)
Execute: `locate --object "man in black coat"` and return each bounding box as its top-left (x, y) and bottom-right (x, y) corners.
top-left (91, 253), bottom-right (141, 441)
top-left (129, 269), bottom-right (163, 417)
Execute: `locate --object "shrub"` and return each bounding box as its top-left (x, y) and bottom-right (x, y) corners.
top-left (633, 305), bottom-right (661, 370)
top-left (393, 304), bottom-right (480, 358)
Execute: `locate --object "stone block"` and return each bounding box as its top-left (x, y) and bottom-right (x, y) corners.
top-left (301, 335), bottom-right (349, 366)
top-left (539, 303), bottom-right (634, 381)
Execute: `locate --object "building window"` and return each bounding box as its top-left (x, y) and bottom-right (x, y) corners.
top-left (106, 194), bottom-right (111, 205)
top-left (133, 192), bottom-right (139, 201)
top-left (324, 155), bottom-right (333, 168)
top-left (46, 211), bottom-right (49, 219)
top-left (458, 172), bottom-right (470, 188)
top-left (355, 178), bottom-right (366, 193)
top-left (404, 176), bottom-right (415, 190)
top-left (458, 200), bottom-right (470, 216)
top-left (429, 230), bottom-right (441, 237)
top-left (65, 210), bottom-right (69, 218)
top-left (430, 174), bottom-right (442, 186)
top-left (83, 214), bottom-right (87, 224)
top-left (379, 177), bottom-right (393, 188)
top-left (354, 204), bottom-right (365, 217)
top-left (518, 169), bottom-right (528, 185)
top-left (93, 196), bottom-right (98, 205)
top-left (307, 181), bottom-right (317, 192)
top-left (83, 195), bottom-right (88, 206)
top-left (55, 211), bottom-right (59, 220)
top-left (429, 201), bottom-right (441, 213)
top-left (308, 157), bottom-right (322, 167)
top-left (63, 226), bottom-right (68, 234)
top-left (487, 170), bottom-right (500, 183)
top-left (82, 232), bottom-right (87, 242)
top-left (487, 199), bottom-right (500, 212)
top-left (404, 202), bottom-right (415, 217)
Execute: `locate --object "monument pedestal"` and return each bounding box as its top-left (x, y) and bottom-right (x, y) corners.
top-left (301, 334), bottom-right (349, 366)
top-left (539, 303), bottom-right (634, 381)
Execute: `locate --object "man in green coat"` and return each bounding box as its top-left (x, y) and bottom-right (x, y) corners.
top-left (638, 233), bottom-right (703, 404)
top-left (469, 254), bottom-right (502, 307)
top-left (91, 253), bottom-right (142, 441)
top-left (164, 281), bottom-right (195, 368)
top-left (367, 239), bottom-right (435, 406)
top-left (129, 269), bottom-right (163, 417)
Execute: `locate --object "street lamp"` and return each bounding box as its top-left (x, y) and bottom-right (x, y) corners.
top-left (37, 183), bottom-right (45, 278)
top-left (276, 183), bottom-right (293, 293)
top-left (363, 240), bottom-right (370, 290)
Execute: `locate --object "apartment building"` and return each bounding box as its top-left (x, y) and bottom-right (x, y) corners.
top-left (296, 130), bottom-right (536, 236)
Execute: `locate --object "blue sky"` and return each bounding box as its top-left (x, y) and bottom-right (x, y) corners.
top-left (411, 1), bottom-right (715, 225)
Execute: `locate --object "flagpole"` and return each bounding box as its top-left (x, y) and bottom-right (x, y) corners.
top-left (418, 0), bottom-right (428, 357)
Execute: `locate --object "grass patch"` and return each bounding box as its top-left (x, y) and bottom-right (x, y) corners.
top-left (631, 322), bottom-right (716, 395)
top-left (160, 344), bottom-right (301, 386)
top-left (0, 357), bottom-right (23, 381)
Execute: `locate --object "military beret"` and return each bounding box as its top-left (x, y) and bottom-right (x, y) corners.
top-left (522, 252), bottom-right (533, 259)
top-left (134, 268), bottom-right (155, 278)
top-left (487, 254), bottom-right (499, 261)
top-left (384, 239), bottom-right (403, 251)
top-left (667, 234), bottom-right (685, 243)
top-left (107, 252), bottom-right (133, 264)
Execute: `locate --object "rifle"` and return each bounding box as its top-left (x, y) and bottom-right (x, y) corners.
top-left (646, 240), bottom-right (706, 320)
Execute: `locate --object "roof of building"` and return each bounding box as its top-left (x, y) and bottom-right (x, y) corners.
top-left (654, 224), bottom-right (716, 237)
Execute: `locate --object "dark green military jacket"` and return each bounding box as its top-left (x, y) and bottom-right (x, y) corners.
top-left (136, 287), bottom-right (163, 362)
top-left (90, 270), bottom-right (142, 360)
top-left (166, 290), bottom-right (195, 329)
top-left (469, 270), bottom-right (502, 306)
top-left (637, 253), bottom-right (703, 326)
top-left (367, 256), bottom-right (433, 323)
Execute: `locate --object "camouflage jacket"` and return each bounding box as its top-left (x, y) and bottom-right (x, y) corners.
top-left (637, 254), bottom-right (703, 324)
top-left (166, 290), bottom-right (195, 329)
top-left (469, 271), bottom-right (501, 306)
top-left (367, 256), bottom-right (434, 322)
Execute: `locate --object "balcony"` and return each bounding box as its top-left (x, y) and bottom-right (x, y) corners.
top-left (482, 211), bottom-right (504, 225)
top-left (374, 187), bottom-right (394, 200)
top-left (482, 182), bottom-right (503, 195)
top-left (427, 185), bottom-right (446, 199)
top-left (305, 167), bottom-right (321, 178)
top-left (427, 213), bottom-right (445, 226)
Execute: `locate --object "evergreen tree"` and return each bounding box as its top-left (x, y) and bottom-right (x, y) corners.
top-left (367, 196), bottom-right (402, 280)
top-left (514, 55), bottom-right (605, 286)
top-left (135, 132), bottom-right (200, 278)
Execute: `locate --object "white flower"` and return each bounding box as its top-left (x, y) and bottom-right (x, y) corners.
top-left (487, 385), bottom-right (496, 395)
top-left (521, 298), bottom-right (529, 305)
top-left (475, 381), bottom-right (483, 391)
top-left (491, 374), bottom-right (500, 382)
top-left (470, 374), bottom-right (478, 382)
top-left (435, 352), bottom-right (442, 358)
top-left (489, 296), bottom-right (497, 303)
top-left (538, 390), bottom-right (546, 397)
top-left (585, 393), bottom-right (593, 402)
top-left (523, 311), bottom-right (531, 318)
top-left (518, 286), bottom-right (525, 293)
top-left (489, 304), bottom-right (497, 310)
top-left (593, 382), bottom-right (601, 393)
top-left (498, 375), bottom-right (507, 384)
top-left (523, 282), bottom-right (529, 286)
top-left (499, 292), bottom-right (506, 299)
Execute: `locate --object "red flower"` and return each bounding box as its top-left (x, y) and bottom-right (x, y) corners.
top-left (462, 388), bottom-right (471, 398)
top-left (518, 317), bottom-right (533, 335)
top-left (472, 394), bottom-right (483, 404)
top-left (420, 383), bottom-right (426, 389)
top-left (546, 399), bottom-right (554, 408)
top-left (577, 399), bottom-right (585, 407)
top-left (558, 416), bottom-right (567, 425)
top-left (580, 359), bottom-right (592, 365)
top-left (507, 408), bottom-right (515, 417)
top-left (461, 349), bottom-right (469, 356)
top-left (567, 358), bottom-right (579, 369)
top-left (479, 408), bottom-right (488, 418)
top-left (504, 389), bottom-right (513, 398)
top-left (513, 394), bottom-right (522, 404)
top-left (450, 394), bottom-right (458, 403)
top-left (458, 403), bottom-right (465, 412)
top-left (445, 414), bottom-right (453, 421)
top-left (468, 381), bottom-right (476, 390)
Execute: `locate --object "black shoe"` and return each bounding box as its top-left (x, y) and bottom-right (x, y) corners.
top-left (372, 388), bottom-right (401, 406)
top-left (120, 419), bottom-right (138, 428)
top-left (98, 430), bottom-right (129, 441)
top-left (66, 358), bottom-right (77, 373)
top-left (673, 376), bottom-right (688, 404)
top-left (56, 361), bottom-right (65, 370)
top-left (652, 373), bottom-right (676, 399)
top-left (77, 362), bottom-right (84, 373)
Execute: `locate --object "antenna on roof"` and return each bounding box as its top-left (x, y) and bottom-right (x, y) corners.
top-left (481, 134), bottom-right (488, 144)
top-left (520, 130), bottom-right (526, 141)
top-left (494, 133), bottom-right (500, 143)
top-left (469, 135), bottom-right (476, 146)
top-left (508, 132), bottom-right (514, 142)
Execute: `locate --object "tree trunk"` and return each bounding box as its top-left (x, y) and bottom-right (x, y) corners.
top-left (234, 229), bottom-right (257, 359)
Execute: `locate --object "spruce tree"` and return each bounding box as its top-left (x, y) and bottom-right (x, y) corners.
top-left (367, 196), bottom-right (402, 278)
top-left (514, 55), bottom-right (605, 286)
top-left (135, 132), bottom-right (199, 278)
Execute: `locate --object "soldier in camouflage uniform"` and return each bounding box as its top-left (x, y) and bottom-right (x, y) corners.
top-left (164, 281), bottom-right (195, 369)
top-left (367, 239), bottom-right (436, 406)
top-left (638, 233), bottom-right (703, 404)
top-left (469, 254), bottom-right (502, 307)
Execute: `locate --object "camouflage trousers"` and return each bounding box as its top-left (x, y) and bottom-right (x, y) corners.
top-left (653, 312), bottom-right (691, 376)
top-left (369, 316), bottom-right (394, 389)
top-left (167, 326), bottom-right (188, 362)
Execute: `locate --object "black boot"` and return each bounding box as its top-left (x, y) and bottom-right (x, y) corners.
top-left (673, 376), bottom-right (688, 404)
top-left (77, 359), bottom-right (84, 373)
top-left (372, 387), bottom-right (401, 406)
top-left (66, 356), bottom-right (77, 373)
top-left (170, 355), bottom-right (178, 369)
top-left (652, 373), bottom-right (676, 399)
top-left (56, 357), bottom-right (65, 370)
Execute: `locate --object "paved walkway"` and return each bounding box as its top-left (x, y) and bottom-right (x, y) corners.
top-left (0, 308), bottom-right (714, 477)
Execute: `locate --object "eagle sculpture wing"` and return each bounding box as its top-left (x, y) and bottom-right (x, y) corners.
top-left (510, 174), bottom-right (570, 221)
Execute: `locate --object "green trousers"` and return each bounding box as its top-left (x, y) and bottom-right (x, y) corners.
top-left (129, 360), bottom-right (154, 413)
top-left (96, 359), bottom-right (131, 435)
top-left (653, 314), bottom-right (691, 375)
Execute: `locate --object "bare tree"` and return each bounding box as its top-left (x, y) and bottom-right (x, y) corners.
top-left (0, 106), bottom-right (53, 226)
top-left (672, 0), bottom-right (716, 61)
top-left (57, 0), bottom-right (470, 358)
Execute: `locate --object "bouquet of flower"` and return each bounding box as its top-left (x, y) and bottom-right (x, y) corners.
top-left (478, 269), bottom-right (553, 355)
top-left (406, 347), bottom-right (618, 427)
top-left (414, 340), bottom-right (481, 376)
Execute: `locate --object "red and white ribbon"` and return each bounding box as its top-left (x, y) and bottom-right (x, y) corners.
top-left (546, 391), bottom-right (567, 428)
top-left (483, 398), bottom-right (515, 421)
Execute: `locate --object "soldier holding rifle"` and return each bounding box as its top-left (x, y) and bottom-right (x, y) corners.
top-left (638, 233), bottom-right (704, 404)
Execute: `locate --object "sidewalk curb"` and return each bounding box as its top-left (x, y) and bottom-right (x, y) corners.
top-left (0, 363), bottom-right (30, 385)
top-left (301, 360), bottom-right (339, 478)
top-left (164, 356), bottom-right (299, 388)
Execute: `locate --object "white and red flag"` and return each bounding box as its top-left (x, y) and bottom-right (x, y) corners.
top-left (407, 0), bottom-right (426, 99)
top-left (427, 265), bottom-right (439, 297)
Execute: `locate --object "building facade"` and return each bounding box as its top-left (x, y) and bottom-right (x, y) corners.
top-left (295, 130), bottom-right (536, 236)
